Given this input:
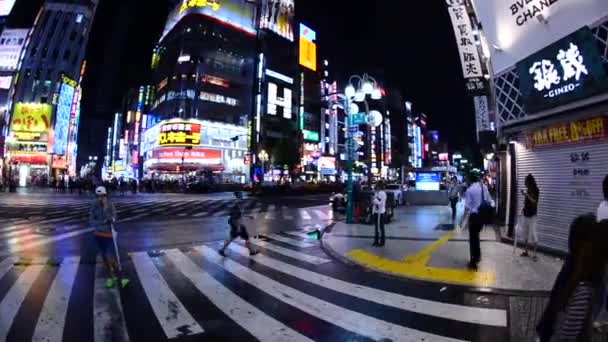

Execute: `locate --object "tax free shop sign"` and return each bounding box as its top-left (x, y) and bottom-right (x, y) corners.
top-left (516, 27), bottom-right (608, 113)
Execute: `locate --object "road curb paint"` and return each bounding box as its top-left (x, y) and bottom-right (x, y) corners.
top-left (345, 230), bottom-right (496, 287)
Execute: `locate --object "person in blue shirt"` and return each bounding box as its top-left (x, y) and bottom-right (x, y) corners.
top-left (462, 174), bottom-right (491, 270)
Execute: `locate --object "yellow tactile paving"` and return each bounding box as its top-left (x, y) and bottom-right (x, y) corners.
top-left (346, 230), bottom-right (496, 287)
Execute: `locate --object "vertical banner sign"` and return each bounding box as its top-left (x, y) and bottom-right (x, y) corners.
top-left (446, 0), bottom-right (486, 95)
top-left (474, 96), bottom-right (491, 136)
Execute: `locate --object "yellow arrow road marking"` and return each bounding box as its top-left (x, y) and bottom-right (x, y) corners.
top-left (346, 229), bottom-right (496, 287)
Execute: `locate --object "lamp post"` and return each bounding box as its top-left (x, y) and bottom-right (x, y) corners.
top-left (342, 74), bottom-right (383, 223)
top-left (258, 149), bottom-right (269, 182)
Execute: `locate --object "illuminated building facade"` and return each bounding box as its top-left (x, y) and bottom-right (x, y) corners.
top-left (3, 0), bottom-right (97, 186)
top-left (145, 0), bottom-right (256, 183)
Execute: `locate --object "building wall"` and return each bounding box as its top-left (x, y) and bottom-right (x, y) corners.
top-left (14, 0), bottom-right (97, 103)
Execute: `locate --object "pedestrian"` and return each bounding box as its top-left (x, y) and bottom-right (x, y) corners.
top-left (218, 191), bottom-right (259, 257)
top-left (372, 181), bottom-right (387, 247)
top-left (90, 186), bottom-right (129, 288)
top-left (461, 173), bottom-right (491, 270)
top-left (598, 175), bottom-right (608, 222)
top-left (520, 174), bottom-right (540, 260)
top-left (448, 179), bottom-right (462, 223)
top-left (536, 214), bottom-right (607, 342)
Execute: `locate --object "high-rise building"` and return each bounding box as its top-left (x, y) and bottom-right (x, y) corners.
top-left (143, 0), bottom-right (257, 183)
top-left (4, 0), bottom-right (98, 186)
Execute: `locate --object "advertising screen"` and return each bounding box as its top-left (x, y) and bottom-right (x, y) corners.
top-left (53, 82), bottom-right (76, 155)
top-left (471, 0), bottom-right (608, 73)
top-left (0, 29), bottom-right (28, 71)
top-left (260, 0), bottom-right (295, 41)
top-left (158, 121), bottom-right (202, 147)
top-left (299, 23), bottom-right (317, 71)
top-left (162, 0), bottom-right (256, 40)
top-left (11, 103), bottom-right (52, 134)
top-left (516, 27), bottom-right (608, 113)
top-left (319, 156), bottom-right (336, 175)
top-left (416, 172), bottom-right (441, 191)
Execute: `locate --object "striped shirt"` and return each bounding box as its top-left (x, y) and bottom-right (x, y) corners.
top-left (558, 282), bottom-right (594, 341)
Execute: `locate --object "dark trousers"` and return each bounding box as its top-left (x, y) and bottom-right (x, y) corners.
top-left (373, 213), bottom-right (385, 244)
top-left (468, 213), bottom-right (482, 263)
top-left (449, 198), bottom-right (458, 221)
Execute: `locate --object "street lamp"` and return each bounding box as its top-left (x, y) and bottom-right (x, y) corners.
top-left (342, 73), bottom-right (383, 224)
top-left (258, 149), bottom-right (269, 182)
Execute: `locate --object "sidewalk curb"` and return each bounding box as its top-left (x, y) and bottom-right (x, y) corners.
top-left (320, 231), bottom-right (551, 298)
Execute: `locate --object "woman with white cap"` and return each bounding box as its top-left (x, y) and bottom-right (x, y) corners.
top-left (90, 186), bottom-right (128, 288)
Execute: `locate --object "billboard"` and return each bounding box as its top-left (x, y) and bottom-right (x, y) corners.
top-left (53, 81), bottom-right (76, 155)
top-left (471, 0), bottom-right (608, 73)
top-left (299, 23), bottom-right (317, 71)
top-left (158, 121), bottom-right (202, 147)
top-left (0, 0), bottom-right (16, 17)
top-left (319, 156), bottom-right (336, 175)
top-left (149, 147), bottom-right (222, 165)
top-left (260, 0), bottom-right (295, 41)
top-left (416, 172), bottom-right (441, 191)
top-left (11, 103), bottom-right (52, 133)
top-left (162, 0), bottom-right (256, 40)
top-left (516, 27), bottom-right (608, 113)
top-left (0, 29), bottom-right (29, 71)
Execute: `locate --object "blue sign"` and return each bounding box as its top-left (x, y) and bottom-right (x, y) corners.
top-left (415, 172), bottom-right (441, 191)
top-left (299, 23), bottom-right (316, 42)
top-left (52, 82), bottom-right (75, 156)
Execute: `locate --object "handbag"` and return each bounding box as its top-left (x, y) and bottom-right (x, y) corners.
top-left (478, 184), bottom-right (494, 225)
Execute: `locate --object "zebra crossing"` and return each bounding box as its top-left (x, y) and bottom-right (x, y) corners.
top-left (0, 232), bottom-right (509, 342)
top-left (0, 199), bottom-right (334, 228)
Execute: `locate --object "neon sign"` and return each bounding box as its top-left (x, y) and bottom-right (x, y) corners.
top-left (158, 122), bottom-right (202, 146)
top-left (179, 0), bottom-right (220, 14)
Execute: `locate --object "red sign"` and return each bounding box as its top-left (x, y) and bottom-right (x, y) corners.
top-left (52, 155), bottom-right (67, 169)
top-left (151, 148), bottom-right (221, 165)
top-left (12, 153), bottom-right (47, 165)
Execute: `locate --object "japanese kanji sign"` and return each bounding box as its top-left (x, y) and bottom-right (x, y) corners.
top-left (517, 27), bottom-right (608, 113)
top-left (474, 96), bottom-right (491, 133)
top-left (158, 121), bottom-right (202, 147)
top-left (446, 0), bottom-right (484, 94)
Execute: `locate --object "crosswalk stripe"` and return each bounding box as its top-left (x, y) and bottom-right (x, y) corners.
top-left (298, 209), bottom-right (312, 220)
top-left (165, 249), bottom-right (313, 342)
top-left (0, 228), bottom-right (93, 257)
top-left (32, 257), bottom-right (81, 342)
top-left (119, 213), bottom-right (147, 223)
top-left (266, 234), bottom-right (315, 248)
top-left (0, 263), bottom-right (46, 341)
top-left (0, 257), bottom-right (17, 280)
top-left (130, 252), bottom-right (204, 339)
top-left (93, 263), bottom-right (130, 342)
top-left (197, 245), bottom-right (465, 342)
top-left (227, 244), bottom-right (507, 327)
top-left (281, 207), bottom-right (294, 220)
top-left (245, 240), bottom-right (331, 265)
top-left (313, 209), bottom-right (328, 220)
top-left (264, 205), bottom-right (276, 219)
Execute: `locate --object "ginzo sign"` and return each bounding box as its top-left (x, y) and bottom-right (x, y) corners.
top-left (517, 27), bottom-right (608, 113)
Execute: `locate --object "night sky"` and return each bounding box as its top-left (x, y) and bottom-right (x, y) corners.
top-left (81, 0), bottom-right (478, 157)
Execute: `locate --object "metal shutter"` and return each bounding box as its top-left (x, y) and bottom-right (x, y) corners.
top-left (515, 141), bottom-right (608, 252)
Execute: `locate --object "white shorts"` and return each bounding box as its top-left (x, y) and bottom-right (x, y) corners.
top-left (520, 216), bottom-right (538, 243)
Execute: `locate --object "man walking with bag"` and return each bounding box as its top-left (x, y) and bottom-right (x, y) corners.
top-left (462, 174), bottom-right (492, 270)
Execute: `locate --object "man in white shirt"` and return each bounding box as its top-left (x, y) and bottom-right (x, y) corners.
top-left (462, 174), bottom-right (491, 270)
top-left (598, 175), bottom-right (608, 222)
top-left (372, 182), bottom-right (387, 247)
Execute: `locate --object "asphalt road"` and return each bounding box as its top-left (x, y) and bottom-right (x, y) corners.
top-left (0, 191), bottom-right (516, 342)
